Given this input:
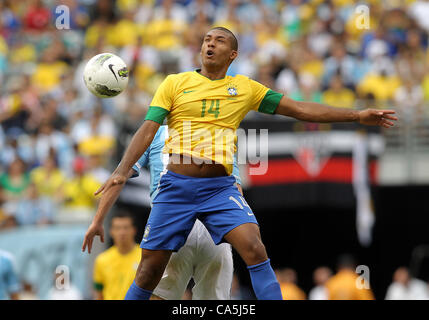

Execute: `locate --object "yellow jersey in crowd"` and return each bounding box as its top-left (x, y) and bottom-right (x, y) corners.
top-left (93, 244), bottom-right (141, 300)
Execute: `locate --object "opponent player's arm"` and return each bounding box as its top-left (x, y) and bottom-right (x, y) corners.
top-left (95, 74), bottom-right (173, 196)
top-left (82, 168), bottom-right (135, 253)
top-left (274, 96), bottom-right (397, 128)
top-left (115, 120), bottom-right (160, 175)
top-left (93, 169), bottom-right (135, 225)
top-left (232, 152), bottom-right (243, 195)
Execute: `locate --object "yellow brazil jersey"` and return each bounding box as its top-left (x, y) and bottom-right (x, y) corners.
top-left (30, 167), bottom-right (65, 197)
top-left (325, 270), bottom-right (375, 300)
top-left (144, 70), bottom-right (283, 175)
top-left (93, 244), bottom-right (140, 300)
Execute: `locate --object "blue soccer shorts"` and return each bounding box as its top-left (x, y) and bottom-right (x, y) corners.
top-left (140, 170), bottom-right (258, 251)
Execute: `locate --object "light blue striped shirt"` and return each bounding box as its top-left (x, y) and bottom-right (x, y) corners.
top-left (0, 250), bottom-right (21, 299)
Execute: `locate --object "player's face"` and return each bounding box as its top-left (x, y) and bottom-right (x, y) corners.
top-left (110, 218), bottom-right (136, 245)
top-left (200, 30), bottom-right (237, 69)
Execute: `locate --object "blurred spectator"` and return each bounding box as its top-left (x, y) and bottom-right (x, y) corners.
top-left (0, 185), bottom-right (18, 230)
top-left (73, 104), bottom-right (116, 157)
top-left (276, 268), bottom-right (306, 300)
top-left (309, 266), bottom-right (332, 300)
top-left (385, 267), bottom-right (429, 300)
top-left (24, 0), bottom-right (51, 32)
top-left (14, 183), bottom-right (55, 226)
top-left (57, 156), bottom-right (100, 224)
top-left (408, 0), bottom-right (429, 32)
top-left (31, 47), bottom-right (69, 94)
top-left (394, 77), bottom-right (424, 122)
top-left (322, 74), bottom-right (356, 108)
top-left (86, 154), bottom-right (111, 185)
top-left (275, 63), bottom-right (299, 96)
top-left (19, 281), bottom-right (39, 300)
top-left (0, 134), bottom-right (34, 169)
top-left (322, 42), bottom-right (359, 89)
top-left (395, 29), bottom-right (427, 82)
top-left (47, 270), bottom-right (83, 300)
top-left (0, 157), bottom-right (30, 204)
top-left (34, 121), bottom-right (74, 175)
top-left (423, 67), bottom-right (429, 102)
top-left (289, 73), bottom-right (322, 103)
top-left (187, 0), bottom-right (216, 24)
top-left (230, 273), bottom-right (254, 300)
top-left (325, 254), bottom-right (374, 300)
top-left (357, 68), bottom-right (401, 102)
top-left (0, 249), bottom-right (21, 300)
top-left (93, 211), bottom-right (140, 300)
top-left (30, 151), bottom-right (65, 201)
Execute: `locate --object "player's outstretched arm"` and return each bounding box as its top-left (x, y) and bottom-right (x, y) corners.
top-left (82, 168), bottom-right (135, 254)
top-left (274, 96), bottom-right (397, 128)
top-left (94, 120), bottom-right (160, 196)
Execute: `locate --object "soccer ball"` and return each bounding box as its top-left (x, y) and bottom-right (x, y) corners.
top-left (83, 53), bottom-right (129, 98)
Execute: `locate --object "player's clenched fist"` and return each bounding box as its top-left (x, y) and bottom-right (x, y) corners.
top-left (358, 109), bottom-right (398, 128)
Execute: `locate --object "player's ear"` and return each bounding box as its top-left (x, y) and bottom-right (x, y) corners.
top-left (230, 50), bottom-right (238, 61)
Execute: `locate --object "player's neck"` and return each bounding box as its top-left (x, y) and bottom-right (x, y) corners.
top-left (116, 242), bottom-right (135, 255)
top-left (198, 66), bottom-right (227, 81)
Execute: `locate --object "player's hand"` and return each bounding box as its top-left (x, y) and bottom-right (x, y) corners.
top-left (358, 109), bottom-right (398, 128)
top-left (94, 173), bottom-right (127, 196)
top-left (82, 222), bottom-right (104, 254)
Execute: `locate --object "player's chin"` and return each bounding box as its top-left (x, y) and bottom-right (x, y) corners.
top-left (202, 57), bottom-right (220, 67)
top-left (202, 58), bottom-right (215, 67)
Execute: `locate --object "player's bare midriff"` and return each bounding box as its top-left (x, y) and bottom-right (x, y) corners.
top-left (167, 154), bottom-right (228, 178)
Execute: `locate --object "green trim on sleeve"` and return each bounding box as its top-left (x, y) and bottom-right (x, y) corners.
top-left (93, 282), bottom-right (104, 291)
top-left (144, 106), bottom-right (169, 124)
top-left (258, 90), bottom-right (284, 114)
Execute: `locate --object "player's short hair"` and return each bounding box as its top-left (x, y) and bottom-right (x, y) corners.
top-left (110, 211), bottom-right (136, 227)
top-left (209, 26), bottom-right (238, 51)
top-left (336, 254), bottom-right (356, 270)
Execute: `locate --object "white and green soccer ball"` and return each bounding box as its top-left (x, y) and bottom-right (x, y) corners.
top-left (83, 53), bottom-right (129, 98)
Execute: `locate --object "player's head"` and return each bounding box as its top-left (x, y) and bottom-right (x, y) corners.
top-left (200, 27), bottom-right (238, 70)
top-left (336, 254), bottom-right (357, 271)
top-left (109, 211), bottom-right (137, 246)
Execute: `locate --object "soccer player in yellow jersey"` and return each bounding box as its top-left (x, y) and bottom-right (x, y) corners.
top-left (93, 211), bottom-right (140, 300)
top-left (83, 27), bottom-right (397, 300)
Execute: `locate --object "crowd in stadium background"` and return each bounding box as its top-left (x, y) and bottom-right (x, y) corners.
top-left (1, 0), bottom-right (429, 300)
